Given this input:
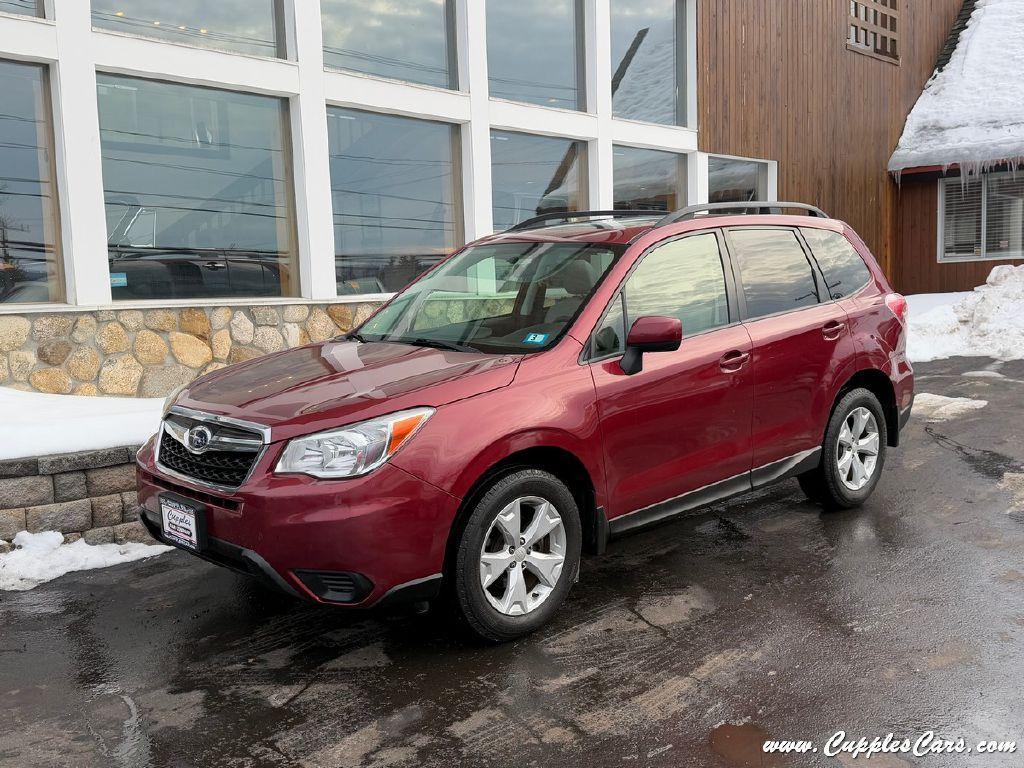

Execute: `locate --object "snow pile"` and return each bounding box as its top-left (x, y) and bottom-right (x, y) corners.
top-left (0, 531), bottom-right (171, 591)
top-left (906, 265), bottom-right (1024, 362)
top-left (889, 0), bottom-right (1024, 172)
top-left (0, 387), bottom-right (163, 460)
top-left (913, 393), bottom-right (988, 422)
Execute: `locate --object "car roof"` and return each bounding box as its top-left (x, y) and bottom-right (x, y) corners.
top-left (480, 210), bottom-right (846, 249)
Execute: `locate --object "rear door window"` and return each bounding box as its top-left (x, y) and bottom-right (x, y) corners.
top-left (800, 227), bottom-right (872, 299)
top-left (727, 228), bottom-right (820, 320)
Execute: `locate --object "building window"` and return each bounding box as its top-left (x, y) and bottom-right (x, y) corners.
top-left (490, 131), bottom-right (586, 230)
top-left (321, 0), bottom-right (456, 89)
top-left (486, 0), bottom-right (583, 110)
top-left (613, 145), bottom-right (684, 211)
top-left (97, 75), bottom-right (298, 300)
top-left (0, 60), bottom-right (62, 304)
top-left (91, 1), bottom-right (283, 58)
top-left (940, 172), bottom-right (1024, 262)
top-left (847, 0), bottom-right (899, 64)
top-left (708, 156), bottom-right (770, 203)
top-left (327, 108), bottom-right (461, 295)
top-left (0, 0), bottom-right (43, 17)
top-left (610, 0), bottom-right (683, 125)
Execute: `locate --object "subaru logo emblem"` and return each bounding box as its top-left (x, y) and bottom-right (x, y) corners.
top-left (185, 425), bottom-right (213, 454)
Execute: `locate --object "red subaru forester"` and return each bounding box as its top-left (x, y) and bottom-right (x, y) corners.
top-left (137, 203), bottom-right (914, 642)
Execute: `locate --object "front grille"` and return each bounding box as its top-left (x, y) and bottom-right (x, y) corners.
top-left (158, 427), bottom-right (260, 489)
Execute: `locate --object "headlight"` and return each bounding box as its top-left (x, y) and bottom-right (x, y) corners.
top-left (275, 407), bottom-right (434, 479)
top-left (162, 384), bottom-right (188, 417)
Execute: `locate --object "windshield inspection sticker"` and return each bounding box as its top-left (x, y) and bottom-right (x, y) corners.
top-left (523, 333), bottom-right (549, 345)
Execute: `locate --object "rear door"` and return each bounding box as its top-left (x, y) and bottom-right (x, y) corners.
top-left (725, 227), bottom-right (856, 471)
top-left (587, 231), bottom-right (754, 519)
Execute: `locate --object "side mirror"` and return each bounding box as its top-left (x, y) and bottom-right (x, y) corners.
top-left (620, 315), bottom-right (682, 375)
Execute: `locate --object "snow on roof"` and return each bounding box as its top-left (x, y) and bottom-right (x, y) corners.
top-left (888, 0), bottom-right (1024, 174)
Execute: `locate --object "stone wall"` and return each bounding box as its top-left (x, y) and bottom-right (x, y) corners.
top-left (0, 300), bottom-right (382, 397)
top-left (0, 447), bottom-right (147, 549)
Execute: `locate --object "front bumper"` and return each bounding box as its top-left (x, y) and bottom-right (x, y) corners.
top-left (136, 437), bottom-right (459, 607)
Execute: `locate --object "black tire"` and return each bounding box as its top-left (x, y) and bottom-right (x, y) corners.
top-left (453, 469), bottom-right (582, 643)
top-left (799, 388), bottom-right (888, 510)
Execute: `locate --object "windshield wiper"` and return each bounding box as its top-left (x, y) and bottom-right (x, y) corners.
top-left (345, 331), bottom-right (368, 343)
top-left (397, 337), bottom-right (478, 353)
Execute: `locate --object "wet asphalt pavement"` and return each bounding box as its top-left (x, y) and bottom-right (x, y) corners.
top-left (3, 357), bottom-right (1024, 768)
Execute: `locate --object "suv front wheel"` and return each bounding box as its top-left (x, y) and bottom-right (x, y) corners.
top-left (799, 388), bottom-right (888, 509)
top-left (453, 469), bottom-right (582, 642)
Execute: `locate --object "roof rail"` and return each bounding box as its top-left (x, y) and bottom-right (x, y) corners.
top-left (507, 209), bottom-right (665, 232)
top-left (655, 202), bottom-right (829, 227)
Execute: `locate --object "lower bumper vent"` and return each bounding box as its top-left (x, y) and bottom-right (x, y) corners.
top-left (294, 570), bottom-right (373, 604)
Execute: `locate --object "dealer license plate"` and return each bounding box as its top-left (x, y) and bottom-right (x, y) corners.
top-left (160, 496), bottom-right (201, 550)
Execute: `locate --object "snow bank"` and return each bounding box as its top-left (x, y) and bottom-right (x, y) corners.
top-left (913, 393), bottom-right (988, 422)
top-left (889, 0), bottom-right (1024, 172)
top-left (0, 531), bottom-right (171, 591)
top-left (0, 387), bottom-right (162, 460)
top-left (906, 265), bottom-right (1024, 362)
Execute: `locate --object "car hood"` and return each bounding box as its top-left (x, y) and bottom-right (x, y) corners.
top-left (176, 340), bottom-right (521, 441)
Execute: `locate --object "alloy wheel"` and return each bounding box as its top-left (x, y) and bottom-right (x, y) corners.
top-left (836, 406), bottom-right (880, 491)
top-left (479, 496), bottom-right (567, 616)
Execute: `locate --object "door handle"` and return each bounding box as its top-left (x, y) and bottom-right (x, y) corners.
top-left (203, 261), bottom-right (226, 271)
top-left (719, 349), bottom-right (750, 372)
top-left (822, 320), bottom-right (846, 340)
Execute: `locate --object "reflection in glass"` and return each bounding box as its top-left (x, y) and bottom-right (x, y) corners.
top-left (487, 0), bottom-right (581, 110)
top-left (91, 1), bottom-right (280, 58)
top-left (611, 0), bottom-right (680, 125)
top-left (321, 0), bottom-right (453, 88)
top-left (0, 0), bottom-right (41, 17)
top-left (327, 108), bottom-right (460, 295)
top-left (801, 228), bottom-right (870, 300)
top-left (625, 233), bottom-right (728, 335)
top-left (708, 156), bottom-right (769, 203)
top-left (0, 60), bottom-right (62, 304)
top-left (97, 75), bottom-right (298, 300)
top-left (491, 131), bottom-right (585, 230)
top-left (613, 145), bottom-right (683, 211)
top-left (729, 229), bottom-right (819, 319)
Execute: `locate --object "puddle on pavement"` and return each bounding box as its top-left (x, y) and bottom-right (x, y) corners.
top-left (924, 426), bottom-right (1022, 481)
top-left (709, 722), bottom-right (790, 767)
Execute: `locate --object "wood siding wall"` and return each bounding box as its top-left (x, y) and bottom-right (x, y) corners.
top-left (896, 176), bottom-right (1022, 294)
top-left (697, 0), bottom-right (963, 287)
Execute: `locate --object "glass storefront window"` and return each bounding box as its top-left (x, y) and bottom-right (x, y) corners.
top-left (708, 156), bottom-right (769, 203)
top-left (0, 60), bottom-right (62, 304)
top-left (327, 108), bottom-right (460, 295)
top-left (91, 1), bottom-right (282, 58)
top-left (490, 131), bottom-right (585, 230)
top-left (486, 0), bottom-right (582, 110)
top-left (97, 75), bottom-right (298, 300)
top-left (613, 145), bottom-right (683, 211)
top-left (611, 0), bottom-right (682, 125)
top-left (321, 0), bottom-right (454, 89)
top-left (0, 0), bottom-right (42, 17)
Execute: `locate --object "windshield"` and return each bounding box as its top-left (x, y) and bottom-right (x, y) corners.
top-left (356, 240), bottom-right (624, 354)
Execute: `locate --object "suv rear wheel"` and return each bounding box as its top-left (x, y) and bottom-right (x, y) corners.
top-left (799, 388), bottom-right (887, 509)
top-left (453, 469), bottom-right (582, 642)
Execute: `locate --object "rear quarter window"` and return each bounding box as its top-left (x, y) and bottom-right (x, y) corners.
top-left (800, 228), bottom-right (872, 300)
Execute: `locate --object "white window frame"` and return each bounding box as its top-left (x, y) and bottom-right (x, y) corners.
top-left (0, 0), bottom-right (700, 314)
top-left (936, 172), bottom-right (1024, 264)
